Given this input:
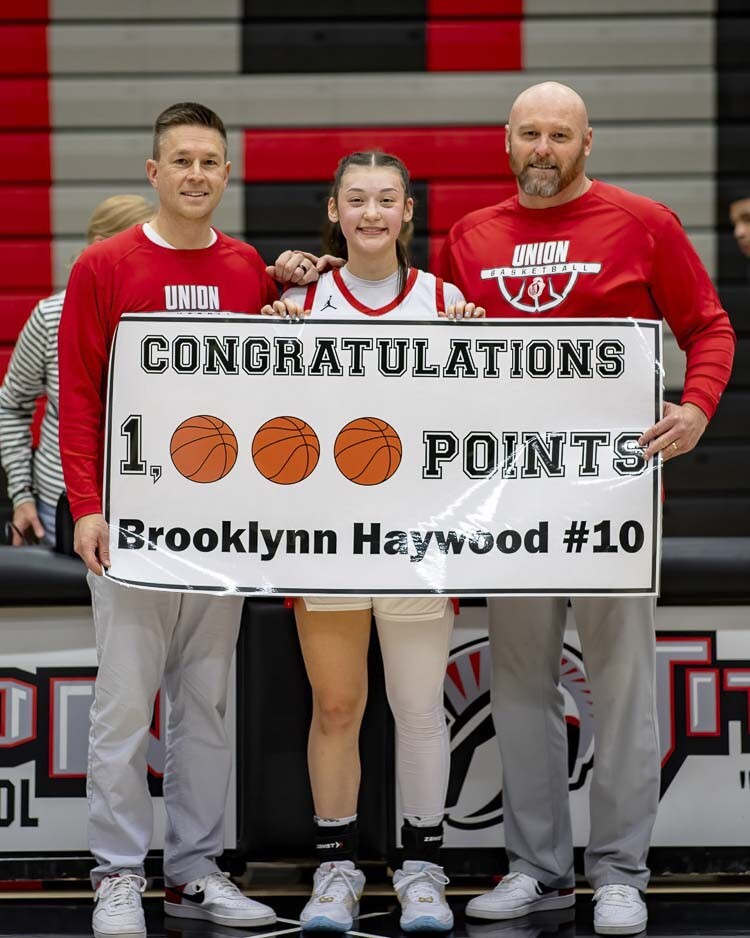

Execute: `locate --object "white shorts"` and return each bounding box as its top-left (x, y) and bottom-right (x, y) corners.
top-left (301, 595), bottom-right (450, 623)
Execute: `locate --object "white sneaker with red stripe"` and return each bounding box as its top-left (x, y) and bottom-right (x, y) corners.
top-left (466, 872), bottom-right (575, 920)
top-left (92, 873), bottom-right (147, 938)
top-left (164, 871), bottom-right (276, 927)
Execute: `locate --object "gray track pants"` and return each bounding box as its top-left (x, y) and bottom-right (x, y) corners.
top-left (488, 596), bottom-right (660, 891)
top-left (87, 574), bottom-right (243, 886)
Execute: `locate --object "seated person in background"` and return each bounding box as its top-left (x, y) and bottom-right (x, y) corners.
top-left (729, 195), bottom-right (750, 262)
top-left (0, 194), bottom-right (154, 546)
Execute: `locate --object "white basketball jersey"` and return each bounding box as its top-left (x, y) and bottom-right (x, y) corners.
top-left (302, 268), bottom-right (450, 320)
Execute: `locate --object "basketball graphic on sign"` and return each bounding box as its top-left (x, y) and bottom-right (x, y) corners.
top-left (252, 416), bottom-right (320, 484)
top-left (170, 415), bottom-right (238, 483)
top-left (334, 417), bottom-right (402, 485)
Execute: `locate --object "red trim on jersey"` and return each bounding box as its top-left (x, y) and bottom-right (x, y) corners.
top-left (332, 267), bottom-right (419, 316)
top-left (435, 277), bottom-right (445, 313)
top-left (426, 21), bottom-right (522, 72)
top-left (304, 282), bottom-right (318, 310)
top-left (244, 128), bottom-right (510, 182)
top-left (0, 26), bottom-right (47, 75)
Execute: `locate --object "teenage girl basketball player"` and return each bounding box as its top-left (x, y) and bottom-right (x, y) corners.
top-left (263, 151), bottom-right (484, 933)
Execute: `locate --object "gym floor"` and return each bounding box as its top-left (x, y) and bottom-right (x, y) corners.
top-left (1, 891), bottom-right (750, 937)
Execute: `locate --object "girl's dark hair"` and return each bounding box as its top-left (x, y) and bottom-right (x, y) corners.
top-left (323, 151), bottom-right (414, 294)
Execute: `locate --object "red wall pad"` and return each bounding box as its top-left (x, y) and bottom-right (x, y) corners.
top-left (0, 349), bottom-right (14, 384)
top-left (0, 0), bottom-right (47, 20)
top-left (0, 295), bottom-right (44, 344)
top-left (427, 21), bottom-right (522, 71)
top-left (428, 1), bottom-right (522, 15)
top-left (244, 127), bottom-right (510, 182)
top-left (2, 133), bottom-right (52, 182)
top-left (0, 243), bottom-right (52, 292)
top-left (428, 181), bottom-right (516, 232)
top-left (0, 187), bottom-right (51, 236)
top-left (0, 80), bottom-right (49, 128)
top-left (0, 26), bottom-right (47, 76)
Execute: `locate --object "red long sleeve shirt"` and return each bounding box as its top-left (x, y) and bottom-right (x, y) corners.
top-left (58, 224), bottom-right (276, 520)
top-left (437, 180), bottom-right (735, 420)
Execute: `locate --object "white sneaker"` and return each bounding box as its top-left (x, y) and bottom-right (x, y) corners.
top-left (393, 860), bottom-right (454, 932)
top-left (93, 873), bottom-right (147, 938)
top-left (466, 872), bottom-right (575, 921)
top-left (300, 860), bottom-right (366, 931)
top-left (164, 871), bottom-right (276, 927)
top-left (593, 885), bottom-right (647, 935)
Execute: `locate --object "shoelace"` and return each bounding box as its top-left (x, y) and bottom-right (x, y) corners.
top-left (97, 874), bottom-right (147, 910)
top-left (394, 866), bottom-right (450, 902)
top-left (593, 885), bottom-right (637, 906)
top-left (197, 871), bottom-right (242, 898)
top-left (494, 871), bottom-right (530, 893)
top-left (314, 865), bottom-right (362, 904)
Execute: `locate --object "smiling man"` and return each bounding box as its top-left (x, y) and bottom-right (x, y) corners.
top-left (58, 103), bottom-right (277, 938)
top-left (438, 82), bottom-right (735, 935)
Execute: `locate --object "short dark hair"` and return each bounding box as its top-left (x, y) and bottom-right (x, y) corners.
top-left (152, 102), bottom-right (227, 160)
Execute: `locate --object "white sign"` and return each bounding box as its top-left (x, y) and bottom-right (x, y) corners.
top-left (104, 316), bottom-right (662, 595)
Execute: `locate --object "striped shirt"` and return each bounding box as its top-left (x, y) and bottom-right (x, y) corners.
top-left (0, 291), bottom-right (66, 510)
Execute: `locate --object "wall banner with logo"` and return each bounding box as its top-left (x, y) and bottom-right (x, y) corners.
top-left (104, 315), bottom-right (662, 596)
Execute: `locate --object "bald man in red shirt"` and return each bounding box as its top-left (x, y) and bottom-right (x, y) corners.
top-left (437, 82), bottom-right (734, 935)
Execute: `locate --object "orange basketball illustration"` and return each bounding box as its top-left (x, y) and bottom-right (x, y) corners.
top-left (252, 416), bottom-right (320, 484)
top-left (170, 415), bottom-right (238, 483)
top-left (334, 417), bottom-right (402, 485)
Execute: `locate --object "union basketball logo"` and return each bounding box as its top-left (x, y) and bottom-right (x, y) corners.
top-left (480, 240), bottom-right (602, 314)
top-left (443, 638), bottom-right (594, 830)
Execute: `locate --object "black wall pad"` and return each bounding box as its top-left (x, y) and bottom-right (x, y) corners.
top-left (717, 2), bottom-right (750, 285)
top-left (718, 232), bottom-right (750, 284)
top-left (718, 74), bottom-right (750, 123)
top-left (0, 546), bottom-right (89, 606)
top-left (244, 1), bottom-right (425, 19)
top-left (717, 126), bottom-right (750, 175)
top-left (245, 182), bottom-right (428, 235)
top-left (726, 337), bottom-right (750, 388)
top-left (663, 497), bottom-right (750, 537)
top-left (716, 17), bottom-right (750, 69)
top-left (663, 444), bottom-right (750, 494)
top-left (704, 390), bottom-right (750, 441)
top-left (242, 22), bottom-right (425, 73)
top-left (659, 537), bottom-right (750, 604)
top-left (235, 599), bottom-right (394, 860)
top-left (720, 287), bottom-right (750, 331)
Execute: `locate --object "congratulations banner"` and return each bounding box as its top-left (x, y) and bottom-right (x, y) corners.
top-left (104, 315), bottom-right (662, 596)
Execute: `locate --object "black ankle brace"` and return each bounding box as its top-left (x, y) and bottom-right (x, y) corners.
top-left (401, 819), bottom-right (443, 864)
top-left (314, 818), bottom-right (358, 863)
